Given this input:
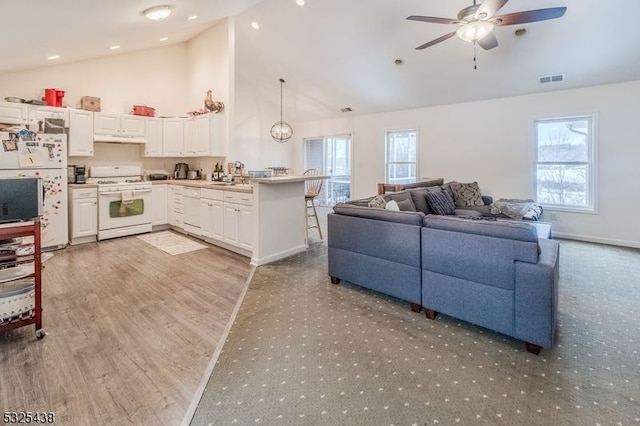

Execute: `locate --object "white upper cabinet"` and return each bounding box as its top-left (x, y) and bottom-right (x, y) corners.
top-left (68, 109), bottom-right (94, 156)
top-left (162, 118), bottom-right (184, 156)
top-left (28, 105), bottom-right (69, 131)
top-left (94, 113), bottom-right (145, 137)
top-left (192, 114), bottom-right (227, 157)
top-left (183, 117), bottom-right (197, 156)
top-left (144, 117), bottom-right (163, 157)
top-left (0, 101), bottom-right (29, 125)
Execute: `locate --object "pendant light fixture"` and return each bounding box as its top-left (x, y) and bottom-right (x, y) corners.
top-left (270, 78), bottom-right (293, 143)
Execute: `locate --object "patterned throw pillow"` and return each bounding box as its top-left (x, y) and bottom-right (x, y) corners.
top-left (367, 194), bottom-right (387, 209)
top-left (449, 181), bottom-right (485, 207)
top-left (425, 190), bottom-right (456, 215)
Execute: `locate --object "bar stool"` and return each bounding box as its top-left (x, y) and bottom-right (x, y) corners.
top-left (304, 168), bottom-right (324, 241)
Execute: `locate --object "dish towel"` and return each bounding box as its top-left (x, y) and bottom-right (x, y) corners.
top-left (121, 190), bottom-right (135, 205)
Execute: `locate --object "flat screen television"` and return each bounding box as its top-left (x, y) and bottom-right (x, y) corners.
top-left (0, 177), bottom-right (43, 223)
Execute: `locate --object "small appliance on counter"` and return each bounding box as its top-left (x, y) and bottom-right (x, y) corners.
top-left (68, 165), bottom-right (76, 183)
top-left (147, 173), bottom-right (168, 181)
top-left (174, 163), bottom-right (188, 180)
top-left (266, 167), bottom-right (291, 176)
top-left (74, 165), bottom-right (87, 184)
top-left (187, 170), bottom-right (200, 180)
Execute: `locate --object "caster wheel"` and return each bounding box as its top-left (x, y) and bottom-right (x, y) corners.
top-left (35, 329), bottom-right (46, 339)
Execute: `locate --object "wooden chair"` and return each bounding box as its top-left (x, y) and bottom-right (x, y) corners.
top-left (304, 168), bottom-right (324, 240)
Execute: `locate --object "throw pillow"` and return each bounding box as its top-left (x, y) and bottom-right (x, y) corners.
top-left (407, 188), bottom-right (431, 214)
top-left (367, 194), bottom-right (387, 209)
top-left (396, 198), bottom-right (416, 212)
top-left (425, 190), bottom-right (456, 215)
top-left (384, 200), bottom-right (400, 211)
top-left (449, 181), bottom-right (485, 207)
top-left (384, 191), bottom-right (417, 212)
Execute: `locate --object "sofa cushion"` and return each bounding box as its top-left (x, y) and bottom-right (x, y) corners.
top-left (407, 188), bottom-right (432, 214)
top-left (449, 181), bottom-right (485, 207)
top-left (367, 194), bottom-right (387, 209)
top-left (425, 190), bottom-right (456, 215)
top-left (423, 215), bottom-right (539, 244)
top-left (384, 191), bottom-right (417, 212)
top-left (333, 204), bottom-right (425, 226)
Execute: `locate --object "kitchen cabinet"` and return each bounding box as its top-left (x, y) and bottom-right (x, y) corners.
top-left (162, 118), bottom-right (184, 156)
top-left (152, 184), bottom-right (168, 226)
top-left (28, 105), bottom-right (69, 131)
top-left (0, 101), bottom-right (29, 126)
top-left (94, 113), bottom-right (145, 137)
top-left (68, 109), bottom-right (94, 156)
top-left (222, 192), bottom-right (253, 251)
top-left (144, 117), bottom-right (163, 157)
top-left (168, 185), bottom-right (184, 228)
top-left (183, 117), bottom-right (197, 156)
top-left (182, 187), bottom-right (201, 236)
top-left (68, 186), bottom-right (98, 245)
top-left (200, 188), bottom-right (224, 241)
top-left (186, 114), bottom-right (227, 157)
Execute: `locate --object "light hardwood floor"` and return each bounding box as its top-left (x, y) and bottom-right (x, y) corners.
top-left (0, 231), bottom-right (253, 425)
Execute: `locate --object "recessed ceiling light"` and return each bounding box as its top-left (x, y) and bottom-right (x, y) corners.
top-left (251, 22), bottom-right (260, 30)
top-left (394, 59), bottom-right (404, 66)
top-left (296, 0), bottom-right (306, 6)
top-left (47, 55), bottom-right (60, 60)
top-left (142, 5), bottom-right (172, 21)
top-left (110, 45), bottom-right (121, 50)
top-left (159, 37), bottom-right (169, 42)
top-left (187, 15), bottom-right (198, 20)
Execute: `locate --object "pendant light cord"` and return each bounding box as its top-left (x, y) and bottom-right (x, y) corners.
top-left (279, 78), bottom-right (285, 124)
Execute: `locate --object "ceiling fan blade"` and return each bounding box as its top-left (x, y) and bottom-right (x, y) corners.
top-left (477, 32), bottom-right (498, 50)
top-left (407, 15), bottom-right (461, 25)
top-left (475, 0), bottom-right (509, 19)
top-left (415, 32), bottom-right (457, 50)
top-left (492, 7), bottom-right (567, 26)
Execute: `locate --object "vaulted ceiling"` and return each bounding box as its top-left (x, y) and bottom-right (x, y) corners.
top-left (3, 0), bottom-right (640, 122)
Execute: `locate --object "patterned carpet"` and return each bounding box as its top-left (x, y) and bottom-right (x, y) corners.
top-left (190, 238), bottom-right (640, 425)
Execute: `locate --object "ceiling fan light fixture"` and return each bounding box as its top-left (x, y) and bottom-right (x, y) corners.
top-left (455, 20), bottom-right (494, 43)
top-left (143, 5), bottom-right (172, 21)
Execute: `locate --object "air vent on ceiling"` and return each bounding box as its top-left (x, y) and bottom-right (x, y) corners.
top-left (340, 107), bottom-right (353, 113)
top-left (539, 73), bottom-right (565, 84)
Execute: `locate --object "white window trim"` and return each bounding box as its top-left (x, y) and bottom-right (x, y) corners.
top-left (385, 128), bottom-right (419, 183)
top-left (532, 113), bottom-right (598, 214)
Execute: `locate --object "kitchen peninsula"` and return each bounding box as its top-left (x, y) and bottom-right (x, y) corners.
top-left (157, 174), bottom-right (328, 266)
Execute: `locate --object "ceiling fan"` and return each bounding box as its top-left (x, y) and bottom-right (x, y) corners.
top-left (407, 0), bottom-right (567, 51)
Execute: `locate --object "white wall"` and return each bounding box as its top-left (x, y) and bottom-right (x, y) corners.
top-left (0, 44), bottom-right (189, 116)
top-left (294, 80), bottom-right (640, 248)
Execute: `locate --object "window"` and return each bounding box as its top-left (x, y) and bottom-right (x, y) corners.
top-left (304, 135), bottom-right (352, 206)
top-left (385, 130), bottom-right (417, 185)
top-left (534, 115), bottom-right (596, 211)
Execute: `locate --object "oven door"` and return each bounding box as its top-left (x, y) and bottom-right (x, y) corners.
top-left (98, 188), bottom-right (152, 230)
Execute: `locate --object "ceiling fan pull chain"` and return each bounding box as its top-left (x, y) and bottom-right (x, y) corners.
top-left (473, 42), bottom-right (478, 70)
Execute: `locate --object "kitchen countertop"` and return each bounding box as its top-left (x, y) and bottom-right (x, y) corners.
top-left (151, 180), bottom-right (254, 193)
top-left (251, 175), bottom-right (330, 184)
top-left (68, 183), bottom-right (98, 189)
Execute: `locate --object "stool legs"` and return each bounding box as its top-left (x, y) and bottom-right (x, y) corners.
top-left (306, 197), bottom-right (323, 241)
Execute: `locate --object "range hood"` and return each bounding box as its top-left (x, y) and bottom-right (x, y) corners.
top-left (93, 134), bottom-right (147, 144)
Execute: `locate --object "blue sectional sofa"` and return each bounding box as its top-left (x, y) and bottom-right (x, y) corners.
top-left (327, 204), bottom-right (560, 355)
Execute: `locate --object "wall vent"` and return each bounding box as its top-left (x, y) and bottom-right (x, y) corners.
top-left (340, 107), bottom-right (353, 113)
top-left (539, 73), bottom-right (565, 84)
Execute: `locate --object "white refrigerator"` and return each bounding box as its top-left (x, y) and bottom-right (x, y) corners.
top-left (0, 131), bottom-right (68, 249)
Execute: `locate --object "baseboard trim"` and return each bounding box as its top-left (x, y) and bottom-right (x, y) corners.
top-left (553, 232), bottom-right (640, 249)
top-left (250, 244), bottom-right (308, 266)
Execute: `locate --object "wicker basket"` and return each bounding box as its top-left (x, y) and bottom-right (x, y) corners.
top-left (80, 96), bottom-right (101, 112)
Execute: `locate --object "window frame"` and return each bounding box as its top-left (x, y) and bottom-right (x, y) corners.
top-left (533, 114), bottom-right (598, 214)
top-left (385, 129), bottom-right (419, 185)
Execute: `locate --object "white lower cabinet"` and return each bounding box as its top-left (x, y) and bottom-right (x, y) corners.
top-left (222, 192), bottom-right (254, 251)
top-left (152, 185), bottom-right (168, 225)
top-left (201, 189), bottom-right (224, 241)
top-left (168, 186), bottom-right (184, 229)
top-left (69, 186), bottom-right (98, 245)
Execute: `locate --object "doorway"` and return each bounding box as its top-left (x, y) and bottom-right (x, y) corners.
top-left (304, 135), bottom-right (352, 206)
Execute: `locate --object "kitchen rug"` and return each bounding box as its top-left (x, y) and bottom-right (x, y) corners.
top-left (136, 231), bottom-right (208, 255)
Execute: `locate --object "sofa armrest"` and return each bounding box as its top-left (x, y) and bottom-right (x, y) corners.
top-left (514, 238), bottom-right (560, 348)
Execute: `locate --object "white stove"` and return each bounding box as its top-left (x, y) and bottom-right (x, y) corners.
top-left (88, 165), bottom-right (153, 240)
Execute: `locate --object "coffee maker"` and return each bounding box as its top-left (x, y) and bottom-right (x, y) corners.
top-left (75, 165), bottom-right (87, 184)
top-left (174, 163), bottom-right (189, 179)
